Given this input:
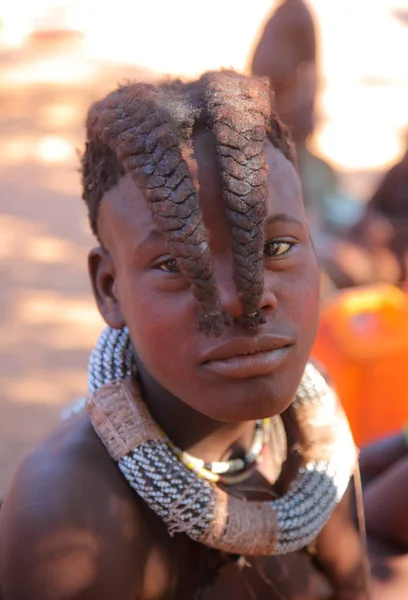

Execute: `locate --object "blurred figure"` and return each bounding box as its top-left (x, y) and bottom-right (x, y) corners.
top-left (360, 432), bottom-right (408, 599)
top-left (251, 0), bottom-right (317, 146)
top-left (251, 0), bottom-right (354, 238)
top-left (354, 136), bottom-right (408, 280)
top-left (322, 136), bottom-right (408, 288)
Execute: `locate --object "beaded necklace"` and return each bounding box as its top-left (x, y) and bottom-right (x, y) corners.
top-left (87, 326), bottom-right (357, 557)
top-left (165, 418), bottom-right (270, 485)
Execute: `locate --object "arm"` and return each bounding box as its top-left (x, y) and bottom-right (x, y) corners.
top-left (359, 433), bottom-right (407, 483)
top-left (364, 452), bottom-right (408, 551)
top-left (313, 485), bottom-right (369, 600)
top-left (0, 416), bottom-right (146, 600)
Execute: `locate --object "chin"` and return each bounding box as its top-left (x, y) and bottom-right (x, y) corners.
top-left (199, 375), bottom-right (296, 422)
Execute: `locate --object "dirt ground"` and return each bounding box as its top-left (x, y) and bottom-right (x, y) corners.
top-left (0, 38), bottom-right (382, 495)
top-left (0, 38), bottom-right (157, 493)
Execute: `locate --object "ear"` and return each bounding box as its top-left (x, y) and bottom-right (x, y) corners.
top-left (88, 247), bottom-right (125, 329)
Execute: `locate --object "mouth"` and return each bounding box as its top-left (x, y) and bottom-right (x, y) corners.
top-left (200, 334), bottom-right (294, 379)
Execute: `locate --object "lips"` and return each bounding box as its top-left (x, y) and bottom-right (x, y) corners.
top-left (200, 334), bottom-right (294, 379)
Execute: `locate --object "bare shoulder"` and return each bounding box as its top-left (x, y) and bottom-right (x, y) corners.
top-left (0, 413), bottom-right (152, 600)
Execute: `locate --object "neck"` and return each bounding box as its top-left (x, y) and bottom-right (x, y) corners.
top-left (135, 357), bottom-right (257, 465)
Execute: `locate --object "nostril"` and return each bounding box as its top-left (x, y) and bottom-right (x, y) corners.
top-left (258, 291), bottom-right (278, 315)
top-left (239, 311), bottom-right (266, 331)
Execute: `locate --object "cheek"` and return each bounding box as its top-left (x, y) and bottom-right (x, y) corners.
top-left (283, 258), bottom-right (320, 345)
top-left (118, 275), bottom-right (197, 382)
top-left (301, 275), bottom-right (320, 340)
top-left (297, 281), bottom-right (320, 339)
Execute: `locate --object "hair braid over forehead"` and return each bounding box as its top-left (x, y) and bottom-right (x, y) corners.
top-left (84, 82), bottom-right (226, 336)
top-left (200, 71), bottom-right (271, 328)
top-left (81, 70), bottom-right (295, 336)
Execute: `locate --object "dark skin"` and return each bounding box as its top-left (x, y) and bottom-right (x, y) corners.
top-left (251, 0), bottom-right (317, 144)
top-left (360, 434), bottom-right (408, 599)
top-left (0, 135), bottom-right (367, 599)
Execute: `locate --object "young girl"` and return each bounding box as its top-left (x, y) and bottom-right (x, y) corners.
top-left (0, 71), bottom-right (368, 599)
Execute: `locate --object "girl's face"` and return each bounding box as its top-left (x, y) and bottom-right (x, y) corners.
top-left (90, 135), bottom-right (320, 422)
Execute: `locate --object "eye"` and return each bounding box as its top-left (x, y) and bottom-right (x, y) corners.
top-left (156, 258), bottom-right (181, 273)
top-left (264, 240), bottom-right (294, 257)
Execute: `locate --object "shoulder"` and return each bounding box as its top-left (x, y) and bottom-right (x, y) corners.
top-left (0, 413), bottom-right (151, 600)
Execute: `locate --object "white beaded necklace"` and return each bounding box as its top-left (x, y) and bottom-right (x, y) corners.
top-left (87, 326), bottom-right (357, 556)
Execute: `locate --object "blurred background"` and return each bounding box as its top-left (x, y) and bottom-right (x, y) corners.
top-left (1, 0), bottom-right (408, 492)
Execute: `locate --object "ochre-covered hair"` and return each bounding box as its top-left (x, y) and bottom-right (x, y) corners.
top-left (81, 70), bottom-right (294, 336)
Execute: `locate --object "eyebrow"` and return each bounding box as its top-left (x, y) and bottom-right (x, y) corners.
top-left (134, 227), bottom-right (165, 254)
top-left (135, 213), bottom-right (303, 254)
top-left (264, 213), bottom-right (303, 227)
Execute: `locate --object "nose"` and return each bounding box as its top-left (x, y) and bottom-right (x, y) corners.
top-left (215, 260), bottom-right (278, 322)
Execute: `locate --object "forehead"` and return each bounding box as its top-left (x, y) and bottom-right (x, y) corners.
top-left (98, 140), bottom-right (305, 250)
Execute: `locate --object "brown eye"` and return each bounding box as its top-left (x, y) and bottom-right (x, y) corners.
top-left (264, 241), bottom-right (293, 257)
top-left (157, 258), bottom-right (180, 273)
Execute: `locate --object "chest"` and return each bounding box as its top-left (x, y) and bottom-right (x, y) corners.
top-left (140, 537), bottom-right (332, 600)
top-left (138, 424), bottom-right (327, 599)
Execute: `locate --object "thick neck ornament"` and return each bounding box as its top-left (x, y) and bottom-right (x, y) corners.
top-left (87, 326), bottom-right (357, 556)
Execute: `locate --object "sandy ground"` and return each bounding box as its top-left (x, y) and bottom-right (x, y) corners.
top-left (0, 38), bottom-right (158, 493)
top-left (0, 92), bottom-right (96, 492)
top-left (0, 37), bottom-right (383, 495)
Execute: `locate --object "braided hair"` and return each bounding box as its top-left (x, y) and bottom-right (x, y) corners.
top-left (81, 70), bottom-right (294, 337)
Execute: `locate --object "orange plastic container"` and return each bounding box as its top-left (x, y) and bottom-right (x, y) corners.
top-left (313, 284), bottom-right (408, 447)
